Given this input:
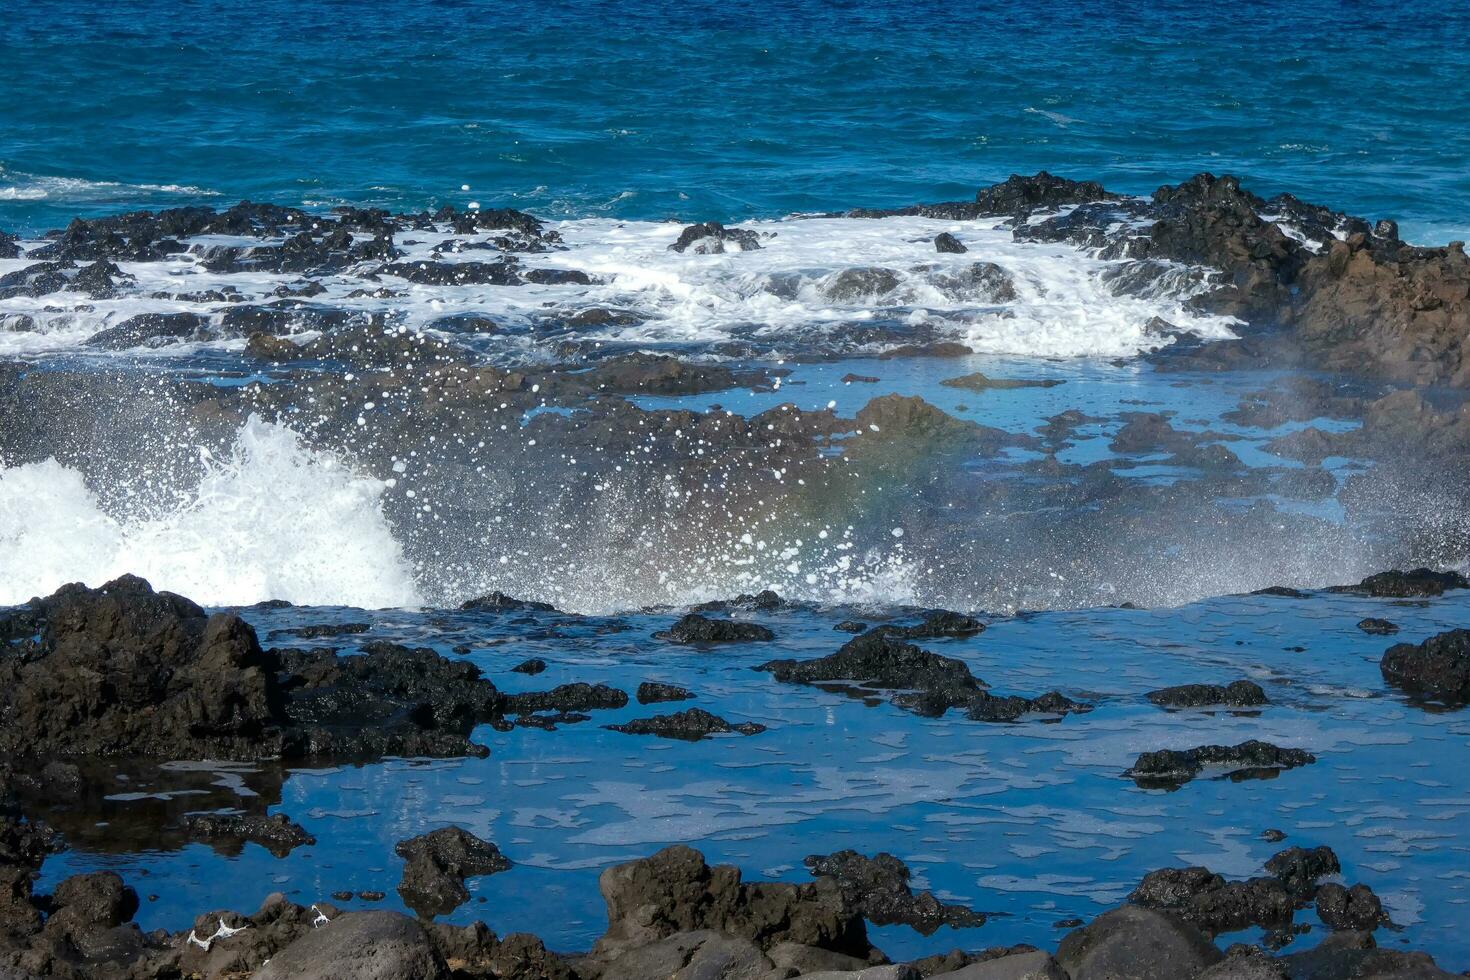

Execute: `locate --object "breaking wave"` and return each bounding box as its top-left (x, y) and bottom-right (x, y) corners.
top-left (0, 416), bottom-right (419, 608)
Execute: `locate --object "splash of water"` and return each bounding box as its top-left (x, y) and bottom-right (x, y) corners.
top-left (0, 416), bottom-right (420, 608)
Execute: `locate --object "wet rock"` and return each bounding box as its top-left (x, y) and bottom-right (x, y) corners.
top-left (1356, 618), bottom-right (1399, 636)
top-left (963, 689), bottom-right (1092, 722)
top-left (196, 227), bottom-right (396, 275)
top-left (842, 373), bottom-right (880, 384)
top-left (564, 306), bottom-right (641, 328)
top-left (877, 341), bottom-right (976, 360)
top-left (1380, 628), bottom-right (1470, 705)
top-left (1264, 845), bottom-right (1341, 900)
top-left (523, 267), bottom-right (600, 285)
top-left (1251, 586), bottom-right (1310, 599)
top-left (181, 811), bottom-right (315, 857)
top-left (511, 658), bottom-right (547, 675)
top-left (891, 610), bottom-right (986, 639)
top-left (218, 301), bottom-right (352, 337)
top-left (1129, 867), bottom-right (1294, 934)
top-left (1330, 567), bottom-right (1469, 598)
top-left (0, 259), bottom-right (76, 299)
top-left (504, 682), bottom-right (628, 713)
top-left (395, 827), bottom-right (512, 917)
top-left (379, 258), bottom-right (522, 286)
top-left (0, 575), bottom-right (281, 760)
top-left (936, 261), bottom-right (1018, 302)
top-left (71, 260), bottom-right (134, 299)
top-left (606, 707), bottom-right (765, 740)
top-left (1125, 740), bottom-right (1316, 787)
top-left (253, 910), bottom-right (448, 979)
top-left (637, 681), bottom-right (694, 704)
top-left (804, 850), bottom-right (985, 935)
top-left (691, 590), bottom-right (786, 613)
top-left (460, 591), bottom-right (557, 613)
top-left (244, 331), bottom-right (301, 360)
top-left (84, 311), bottom-right (208, 350)
top-left (0, 815), bottom-right (64, 869)
top-left (428, 312), bottom-right (500, 333)
top-left (593, 845), bottom-right (873, 960)
top-left (1262, 829), bottom-right (1287, 843)
top-left (1146, 680), bottom-right (1269, 708)
top-left (758, 630), bottom-right (983, 710)
top-left (934, 233), bottom-right (968, 254)
top-left (1315, 882), bottom-right (1386, 931)
top-left (825, 267), bottom-right (902, 301)
top-left (1055, 905), bottom-right (1222, 980)
top-left (267, 622), bottom-right (370, 640)
top-left (1292, 231), bottom-right (1470, 386)
top-left (272, 640), bottom-right (505, 758)
top-left (850, 395), bottom-right (1019, 454)
top-left (974, 172), bottom-right (1116, 217)
top-left (669, 222), bottom-right (763, 254)
top-left (939, 373), bottom-right (1061, 392)
top-left (0, 230), bottom-right (19, 259)
top-left (655, 614), bottom-right (776, 644)
top-left (834, 621), bottom-right (868, 634)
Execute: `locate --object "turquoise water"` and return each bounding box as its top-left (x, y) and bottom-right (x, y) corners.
top-left (3, 0), bottom-right (1469, 240)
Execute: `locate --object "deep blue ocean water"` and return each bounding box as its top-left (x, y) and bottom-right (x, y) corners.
top-left (3, 0), bottom-right (1469, 241)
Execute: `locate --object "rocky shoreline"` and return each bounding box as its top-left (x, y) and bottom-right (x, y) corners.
top-left (1, 171), bottom-right (1466, 385)
top-left (3, 574), bottom-right (1469, 977)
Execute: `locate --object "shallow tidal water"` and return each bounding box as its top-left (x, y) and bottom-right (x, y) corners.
top-left (32, 588), bottom-right (1470, 967)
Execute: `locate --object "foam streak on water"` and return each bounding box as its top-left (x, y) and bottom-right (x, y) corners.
top-left (0, 416), bottom-right (419, 607)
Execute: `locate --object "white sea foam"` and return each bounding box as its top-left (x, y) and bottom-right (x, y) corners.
top-left (0, 165), bottom-right (218, 203)
top-left (0, 214), bottom-right (1238, 360)
top-left (0, 416), bottom-right (420, 608)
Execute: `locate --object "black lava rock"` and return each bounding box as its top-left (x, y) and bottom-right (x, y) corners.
top-left (654, 614), bottom-right (775, 644)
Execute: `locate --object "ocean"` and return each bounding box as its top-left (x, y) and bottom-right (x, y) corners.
top-left (2, 1), bottom-right (1470, 974)
top-left (3, 0), bottom-right (1469, 243)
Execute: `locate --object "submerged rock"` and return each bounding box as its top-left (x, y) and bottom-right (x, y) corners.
top-left (939, 372), bottom-right (1062, 392)
top-left (1356, 617), bottom-right (1400, 636)
top-left (804, 850), bottom-right (986, 935)
top-left (606, 707), bottom-right (765, 740)
top-left (395, 827), bottom-right (512, 917)
top-left (511, 657), bottom-right (547, 675)
top-left (1380, 628), bottom-right (1470, 705)
top-left (1125, 740), bottom-right (1316, 787)
top-left (654, 613), bottom-right (776, 644)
